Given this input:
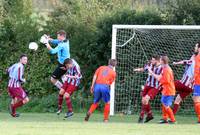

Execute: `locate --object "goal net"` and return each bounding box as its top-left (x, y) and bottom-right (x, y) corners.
top-left (110, 25), bottom-right (200, 115)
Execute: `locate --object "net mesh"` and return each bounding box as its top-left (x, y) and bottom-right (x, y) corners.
top-left (114, 27), bottom-right (200, 115)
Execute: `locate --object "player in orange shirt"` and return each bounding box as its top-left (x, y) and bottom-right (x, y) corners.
top-left (193, 42), bottom-right (200, 123)
top-left (84, 59), bottom-right (117, 122)
top-left (148, 55), bottom-right (176, 124)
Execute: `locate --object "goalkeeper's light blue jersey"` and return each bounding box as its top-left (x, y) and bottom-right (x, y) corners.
top-left (49, 39), bottom-right (70, 64)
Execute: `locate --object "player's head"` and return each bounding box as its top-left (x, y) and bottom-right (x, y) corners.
top-left (160, 55), bottom-right (169, 65)
top-left (64, 58), bottom-right (73, 69)
top-left (57, 30), bottom-right (67, 41)
top-left (151, 55), bottom-right (160, 65)
top-left (19, 54), bottom-right (28, 65)
top-left (108, 59), bottom-right (117, 67)
top-left (194, 42), bottom-right (200, 55)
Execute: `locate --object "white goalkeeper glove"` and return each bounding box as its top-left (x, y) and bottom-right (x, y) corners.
top-left (40, 34), bottom-right (49, 45)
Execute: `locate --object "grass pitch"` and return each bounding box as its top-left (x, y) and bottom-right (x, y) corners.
top-left (0, 113), bottom-right (199, 135)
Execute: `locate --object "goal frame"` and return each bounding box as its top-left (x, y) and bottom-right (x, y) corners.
top-left (110, 25), bottom-right (200, 116)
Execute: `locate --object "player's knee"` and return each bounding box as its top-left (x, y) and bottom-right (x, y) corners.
top-left (193, 96), bottom-right (200, 103)
top-left (142, 97), bottom-right (148, 105)
top-left (23, 97), bottom-right (29, 104)
top-left (174, 95), bottom-right (182, 104)
top-left (64, 93), bottom-right (70, 99)
top-left (50, 77), bottom-right (56, 84)
top-left (59, 89), bottom-right (65, 95)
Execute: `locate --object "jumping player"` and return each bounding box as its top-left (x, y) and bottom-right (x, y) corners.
top-left (84, 59), bottom-right (117, 122)
top-left (57, 58), bottom-right (82, 118)
top-left (7, 54), bottom-right (29, 117)
top-left (44, 30), bottom-right (70, 90)
top-left (148, 55), bottom-right (176, 124)
top-left (134, 55), bottom-right (162, 123)
top-left (172, 55), bottom-right (194, 114)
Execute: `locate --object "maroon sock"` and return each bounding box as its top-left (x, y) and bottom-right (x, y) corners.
top-left (12, 101), bottom-right (24, 115)
top-left (173, 104), bottom-right (180, 115)
top-left (140, 104), bottom-right (146, 118)
top-left (146, 104), bottom-right (153, 117)
top-left (58, 94), bottom-right (63, 110)
top-left (66, 97), bottom-right (73, 112)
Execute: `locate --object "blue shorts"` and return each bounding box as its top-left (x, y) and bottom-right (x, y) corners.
top-left (93, 84), bottom-right (110, 103)
top-left (193, 85), bottom-right (200, 96)
top-left (161, 95), bottom-right (174, 107)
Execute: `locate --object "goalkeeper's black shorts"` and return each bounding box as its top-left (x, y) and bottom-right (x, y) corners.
top-left (51, 63), bottom-right (67, 79)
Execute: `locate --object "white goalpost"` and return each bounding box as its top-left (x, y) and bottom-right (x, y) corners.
top-left (110, 25), bottom-right (200, 116)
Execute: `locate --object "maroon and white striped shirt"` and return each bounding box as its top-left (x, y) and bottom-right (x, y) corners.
top-left (180, 60), bottom-right (194, 88)
top-left (144, 63), bottom-right (163, 89)
top-left (62, 59), bottom-right (82, 86)
top-left (8, 63), bottom-right (25, 88)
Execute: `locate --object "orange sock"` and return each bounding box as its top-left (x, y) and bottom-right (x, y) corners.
top-left (104, 103), bottom-right (110, 120)
top-left (194, 102), bottom-right (200, 122)
top-left (88, 103), bottom-right (98, 114)
top-left (165, 107), bottom-right (176, 122)
top-left (162, 105), bottom-right (168, 120)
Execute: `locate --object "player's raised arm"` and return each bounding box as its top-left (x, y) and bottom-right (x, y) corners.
top-left (133, 67), bottom-right (145, 72)
top-left (173, 60), bottom-right (192, 65)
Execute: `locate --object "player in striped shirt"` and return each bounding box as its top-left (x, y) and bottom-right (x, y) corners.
top-left (134, 55), bottom-right (162, 123)
top-left (172, 55), bottom-right (194, 114)
top-left (57, 58), bottom-right (82, 118)
top-left (7, 54), bottom-right (29, 117)
top-left (148, 55), bottom-right (176, 124)
top-left (84, 59), bottom-right (117, 122)
top-left (193, 42), bottom-right (200, 123)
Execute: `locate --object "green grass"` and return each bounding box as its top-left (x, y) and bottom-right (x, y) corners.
top-left (0, 113), bottom-right (199, 135)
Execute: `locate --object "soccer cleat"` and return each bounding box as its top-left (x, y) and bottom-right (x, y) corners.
top-left (11, 113), bottom-right (20, 117)
top-left (159, 119), bottom-right (168, 124)
top-left (144, 116), bottom-right (154, 123)
top-left (168, 120), bottom-right (176, 124)
top-left (56, 109), bottom-right (62, 115)
top-left (138, 117), bottom-right (144, 123)
top-left (84, 112), bottom-right (91, 121)
top-left (64, 111), bottom-right (74, 118)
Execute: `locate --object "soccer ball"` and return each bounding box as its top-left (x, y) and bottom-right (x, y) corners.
top-left (29, 42), bottom-right (38, 51)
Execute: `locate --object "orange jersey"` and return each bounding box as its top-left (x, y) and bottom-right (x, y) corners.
top-left (94, 66), bottom-right (116, 85)
top-left (160, 65), bottom-right (176, 96)
top-left (194, 54), bottom-right (200, 85)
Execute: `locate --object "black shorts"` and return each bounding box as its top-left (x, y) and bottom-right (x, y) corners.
top-left (51, 63), bottom-right (67, 79)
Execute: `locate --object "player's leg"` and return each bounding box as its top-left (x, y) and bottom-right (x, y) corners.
top-left (173, 81), bottom-right (192, 114)
top-left (10, 88), bottom-right (29, 117)
top-left (143, 87), bottom-right (159, 123)
top-left (173, 94), bottom-right (182, 114)
top-left (160, 96), bottom-right (176, 124)
top-left (138, 85), bottom-right (149, 123)
top-left (64, 84), bottom-right (78, 118)
top-left (57, 88), bottom-right (65, 115)
top-left (193, 85), bottom-right (200, 123)
top-left (51, 64), bottom-right (66, 89)
top-left (85, 84), bottom-right (101, 121)
top-left (102, 85), bottom-right (110, 122)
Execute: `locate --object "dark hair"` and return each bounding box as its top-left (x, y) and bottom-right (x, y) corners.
top-left (161, 55), bottom-right (169, 64)
top-left (57, 30), bottom-right (68, 39)
top-left (20, 54), bottom-right (27, 59)
top-left (152, 55), bottom-right (160, 61)
top-left (64, 58), bottom-right (73, 65)
top-left (108, 59), bottom-right (117, 67)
